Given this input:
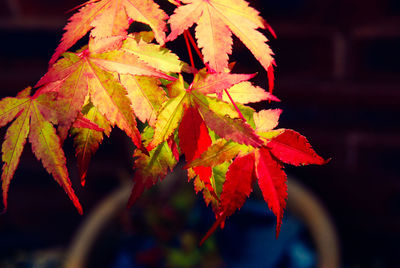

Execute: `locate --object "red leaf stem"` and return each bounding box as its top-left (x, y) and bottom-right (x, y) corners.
top-left (183, 31), bottom-right (195, 69)
top-left (185, 30), bottom-right (215, 72)
top-left (185, 30), bottom-right (203, 62)
top-left (199, 211), bottom-right (227, 246)
top-left (184, 30), bottom-right (245, 120)
top-left (224, 89), bottom-right (246, 121)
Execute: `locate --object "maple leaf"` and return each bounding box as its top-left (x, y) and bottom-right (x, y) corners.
top-left (71, 103), bottom-right (111, 185)
top-left (220, 153), bottom-right (255, 217)
top-left (200, 152), bottom-right (255, 245)
top-left (198, 143), bottom-right (286, 241)
top-left (193, 162), bottom-right (228, 213)
top-left (211, 162), bottom-right (229, 198)
top-left (72, 112), bottom-right (105, 132)
top-left (268, 129), bottom-right (328, 166)
top-left (147, 76), bottom-right (189, 150)
top-left (120, 75), bottom-right (167, 127)
top-left (36, 47), bottom-right (174, 151)
top-left (0, 88), bottom-right (82, 213)
top-left (194, 93), bottom-right (263, 147)
top-left (199, 146), bottom-right (286, 243)
top-left (128, 137), bottom-right (177, 207)
top-left (168, 134), bottom-right (180, 162)
top-left (178, 106), bottom-right (212, 186)
top-left (0, 0), bottom-right (330, 249)
top-left (178, 106), bottom-right (211, 162)
top-left (255, 147), bottom-right (287, 236)
top-left (189, 71), bottom-right (263, 147)
top-left (122, 36), bottom-right (184, 74)
top-left (254, 109), bottom-right (282, 133)
top-left (185, 139), bottom-right (250, 168)
top-left (50, 0), bottom-right (168, 64)
top-left (149, 72), bottom-right (263, 150)
top-left (167, 0), bottom-right (274, 73)
top-left (218, 82), bottom-right (280, 104)
top-left (199, 106), bottom-right (328, 242)
top-left (193, 174), bottom-right (217, 207)
top-left (192, 71), bottom-right (256, 95)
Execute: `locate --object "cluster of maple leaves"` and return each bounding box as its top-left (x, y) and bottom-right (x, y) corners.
top-left (0, 0), bottom-right (327, 241)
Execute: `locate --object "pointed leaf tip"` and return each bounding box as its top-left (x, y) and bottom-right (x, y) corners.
top-left (255, 148), bottom-right (287, 237)
top-left (268, 129), bottom-right (327, 166)
top-left (74, 198), bottom-right (84, 215)
top-left (254, 109), bottom-right (282, 132)
top-left (265, 21), bottom-right (277, 39)
top-left (81, 176), bottom-right (86, 187)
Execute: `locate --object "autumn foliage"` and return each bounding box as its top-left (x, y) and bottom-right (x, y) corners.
top-left (0, 0), bottom-right (327, 241)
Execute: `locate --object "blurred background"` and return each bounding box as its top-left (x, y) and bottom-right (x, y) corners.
top-left (0, 0), bottom-right (399, 267)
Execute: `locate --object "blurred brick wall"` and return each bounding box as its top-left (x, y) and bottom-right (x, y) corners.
top-left (0, 0), bottom-right (399, 266)
top-left (258, 0), bottom-right (400, 266)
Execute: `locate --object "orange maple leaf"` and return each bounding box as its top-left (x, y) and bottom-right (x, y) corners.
top-left (167, 0), bottom-right (275, 74)
top-left (50, 0), bottom-right (168, 64)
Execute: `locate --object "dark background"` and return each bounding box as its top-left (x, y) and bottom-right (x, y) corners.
top-left (0, 0), bottom-right (399, 267)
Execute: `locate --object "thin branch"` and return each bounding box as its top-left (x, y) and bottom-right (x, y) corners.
top-left (183, 31), bottom-right (195, 69)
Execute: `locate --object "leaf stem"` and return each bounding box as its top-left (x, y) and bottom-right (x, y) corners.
top-left (200, 211), bottom-right (228, 246)
top-left (184, 29), bottom-right (246, 121)
top-left (179, 19), bottom-right (243, 120)
top-left (183, 31), bottom-right (195, 69)
top-left (185, 30), bottom-right (203, 62)
top-left (224, 89), bottom-right (245, 121)
top-left (184, 30), bottom-right (215, 73)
